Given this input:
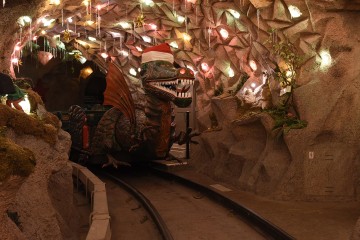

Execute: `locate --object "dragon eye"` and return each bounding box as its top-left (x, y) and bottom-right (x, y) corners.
top-left (180, 68), bottom-right (186, 74)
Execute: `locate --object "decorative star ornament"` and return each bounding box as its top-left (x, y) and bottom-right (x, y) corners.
top-left (134, 13), bottom-right (145, 28)
top-left (63, 29), bottom-right (71, 42)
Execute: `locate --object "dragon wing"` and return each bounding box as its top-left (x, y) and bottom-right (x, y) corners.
top-left (103, 62), bottom-right (136, 124)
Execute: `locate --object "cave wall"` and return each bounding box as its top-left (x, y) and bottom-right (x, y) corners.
top-left (191, 3), bottom-right (360, 201)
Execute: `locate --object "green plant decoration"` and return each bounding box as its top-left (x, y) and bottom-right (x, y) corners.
top-left (265, 28), bottom-right (303, 112)
top-left (265, 106), bottom-right (307, 140)
top-left (264, 29), bottom-right (307, 134)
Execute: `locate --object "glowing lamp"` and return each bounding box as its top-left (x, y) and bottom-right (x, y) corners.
top-left (18, 95), bottom-right (31, 114)
top-left (50, 0), bottom-right (61, 5)
top-left (86, 20), bottom-right (94, 25)
top-left (101, 52), bottom-right (108, 58)
top-left (177, 15), bottom-right (185, 23)
top-left (33, 36), bottom-right (38, 41)
top-left (228, 67), bottom-right (234, 78)
top-left (142, 36), bottom-right (151, 43)
top-left (288, 5), bottom-right (302, 18)
top-left (183, 33), bottom-right (191, 41)
top-left (22, 16), bottom-right (32, 23)
top-left (120, 50), bottom-right (129, 57)
top-left (250, 83), bottom-right (256, 88)
top-left (320, 50), bottom-right (332, 69)
top-left (219, 28), bottom-right (229, 39)
top-left (148, 23), bottom-right (157, 30)
top-left (80, 67), bottom-right (93, 78)
top-left (249, 60), bottom-right (257, 71)
top-left (119, 21), bottom-right (131, 29)
top-left (96, 5), bottom-right (102, 10)
top-left (129, 68), bottom-right (137, 76)
top-left (88, 36), bottom-right (97, 41)
top-left (41, 30), bottom-right (46, 35)
top-left (169, 41), bottom-right (178, 49)
top-left (142, 0), bottom-right (154, 6)
top-left (14, 45), bottom-right (21, 51)
top-left (67, 17), bottom-right (73, 23)
top-left (78, 56), bottom-right (87, 64)
top-left (228, 9), bottom-right (240, 19)
top-left (42, 18), bottom-right (55, 27)
top-left (201, 62), bottom-right (209, 72)
top-left (83, 0), bottom-right (89, 6)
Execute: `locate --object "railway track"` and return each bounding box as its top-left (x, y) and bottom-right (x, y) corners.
top-left (91, 165), bottom-right (295, 240)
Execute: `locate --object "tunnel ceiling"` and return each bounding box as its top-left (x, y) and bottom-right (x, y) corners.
top-left (9, 0), bottom-right (360, 100)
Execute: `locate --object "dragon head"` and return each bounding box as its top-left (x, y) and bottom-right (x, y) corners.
top-left (140, 43), bottom-right (195, 108)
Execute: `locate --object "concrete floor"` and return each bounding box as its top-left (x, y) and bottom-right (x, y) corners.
top-left (171, 168), bottom-right (360, 240)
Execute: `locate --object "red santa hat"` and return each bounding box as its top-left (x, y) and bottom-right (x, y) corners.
top-left (141, 43), bottom-right (174, 64)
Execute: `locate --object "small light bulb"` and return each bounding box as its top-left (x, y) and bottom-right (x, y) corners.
top-left (119, 21), bottom-right (131, 29)
top-left (288, 5), bottom-right (302, 18)
top-left (11, 58), bottom-right (19, 64)
top-left (142, 36), bottom-right (151, 43)
top-left (88, 36), bottom-right (97, 41)
top-left (129, 68), bottom-right (137, 76)
top-left (120, 50), bottom-right (129, 57)
top-left (228, 9), bottom-right (240, 19)
top-left (41, 30), bottom-right (46, 35)
top-left (228, 67), bottom-right (234, 77)
top-left (219, 28), bottom-right (229, 39)
top-left (101, 52), bottom-right (108, 58)
top-left (169, 41), bottom-right (178, 49)
top-left (67, 17), bottom-right (73, 23)
top-left (320, 50), bottom-right (332, 69)
top-left (201, 62), bottom-right (209, 71)
top-left (148, 23), bottom-right (157, 30)
top-left (177, 15), bottom-right (185, 23)
top-left (249, 60), bottom-right (257, 71)
top-left (183, 33), bottom-right (191, 41)
top-left (251, 83), bottom-right (256, 88)
top-left (136, 46), bottom-right (143, 52)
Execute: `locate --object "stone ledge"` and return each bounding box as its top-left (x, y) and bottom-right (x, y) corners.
top-left (71, 163), bottom-right (111, 240)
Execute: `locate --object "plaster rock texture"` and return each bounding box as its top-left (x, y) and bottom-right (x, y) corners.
top-left (192, 97), bottom-right (292, 197)
top-left (5, 128), bottom-right (79, 240)
top-left (191, 4), bottom-right (360, 201)
top-left (0, 176), bottom-right (27, 240)
top-left (274, 9), bottom-right (360, 201)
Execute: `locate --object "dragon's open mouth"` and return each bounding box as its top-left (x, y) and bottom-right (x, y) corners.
top-left (148, 78), bottom-right (194, 98)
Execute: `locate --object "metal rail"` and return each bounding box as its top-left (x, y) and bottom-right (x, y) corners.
top-left (149, 167), bottom-right (296, 240)
top-left (94, 169), bottom-right (174, 240)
